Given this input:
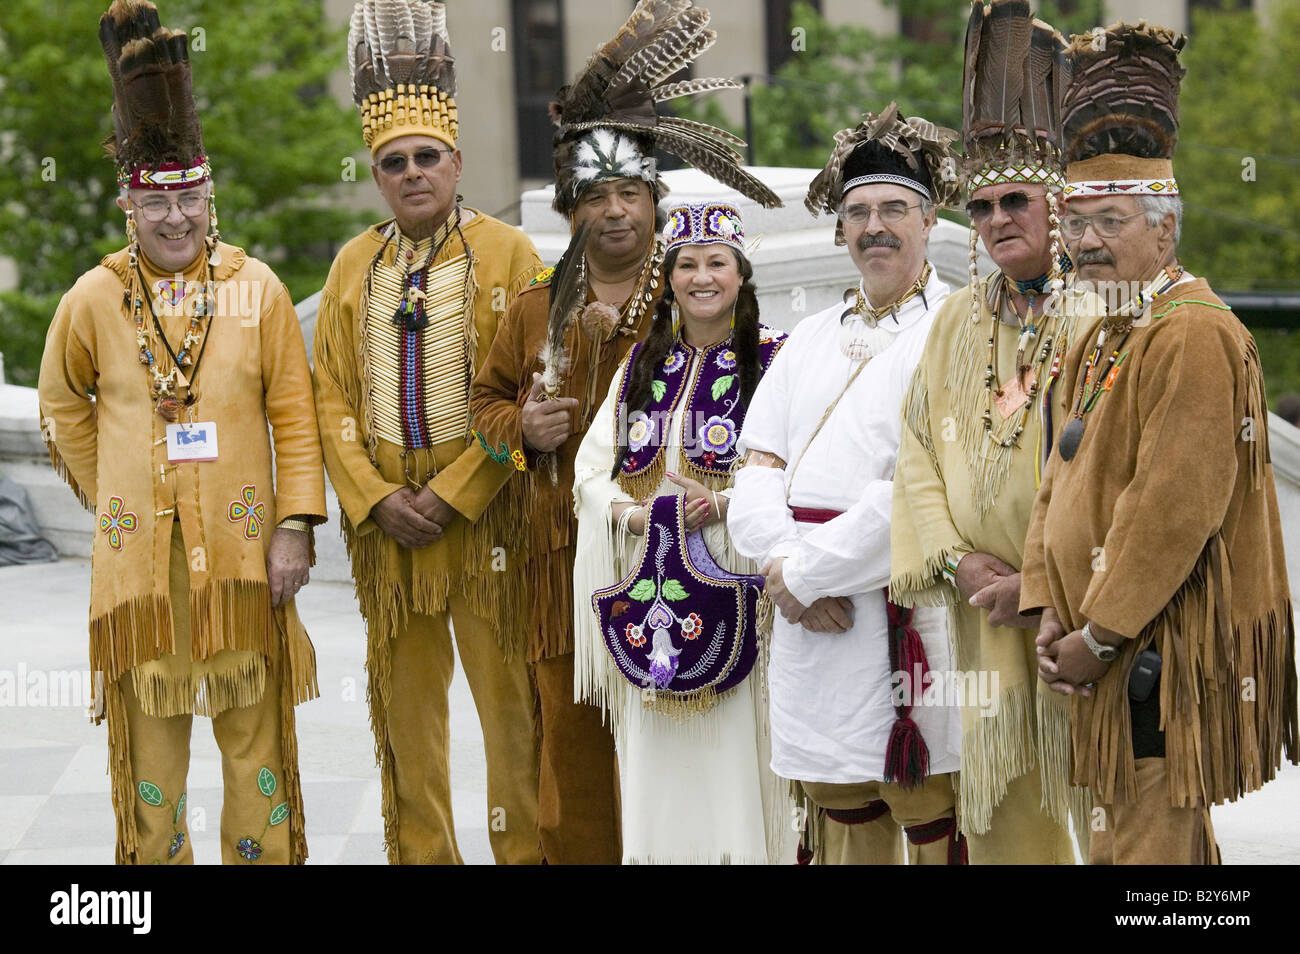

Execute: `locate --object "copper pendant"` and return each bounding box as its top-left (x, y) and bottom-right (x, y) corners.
top-left (156, 397), bottom-right (182, 423)
top-left (1059, 417), bottom-right (1085, 461)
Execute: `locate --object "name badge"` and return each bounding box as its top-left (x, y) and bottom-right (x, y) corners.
top-left (166, 421), bottom-right (218, 462)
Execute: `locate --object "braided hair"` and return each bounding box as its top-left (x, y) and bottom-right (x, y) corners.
top-left (611, 245), bottom-right (762, 480)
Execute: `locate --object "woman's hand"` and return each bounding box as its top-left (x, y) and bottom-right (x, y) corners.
top-left (666, 471), bottom-right (724, 528)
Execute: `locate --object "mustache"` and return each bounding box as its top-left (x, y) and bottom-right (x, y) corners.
top-left (857, 233), bottom-right (901, 251)
top-left (1076, 249), bottom-right (1115, 266)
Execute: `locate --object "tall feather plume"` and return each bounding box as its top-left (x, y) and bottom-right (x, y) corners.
top-left (551, 0), bottom-right (780, 210)
top-left (962, 0), bottom-right (1067, 178)
top-left (349, 1), bottom-right (455, 104)
top-left (1062, 21), bottom-right (1186, 165)
top-left (98, 0), bottom-right (204, 169)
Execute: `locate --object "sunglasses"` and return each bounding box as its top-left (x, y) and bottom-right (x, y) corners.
top-left (965, 191), bottom-right (1043, 222)
top-left (375, 148), bottom-right (452, 177)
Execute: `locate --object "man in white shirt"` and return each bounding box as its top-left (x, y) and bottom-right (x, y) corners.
top-left (728, 105), bottom-right (965, 864)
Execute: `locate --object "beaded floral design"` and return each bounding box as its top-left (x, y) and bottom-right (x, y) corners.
top-left (99, 496), bottom-right (138, 551)
top-left (227, 485), bottom-right (266, 540)
top-left (235, 766), bottom-right (288, 863)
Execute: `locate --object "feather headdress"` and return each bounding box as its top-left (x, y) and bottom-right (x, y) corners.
top-left (99, 0), bottom-right (209, 190)
top-left (806, 103), bottom-right (961, 242)
top-left (1061, 21), bottom-right (1186, 199)
top-left (549, 0), bottom-right (780, 214)
top-left (961, 0), bottom-right (1069, 193)
top-left (348, 0), bottom-right (458, 153)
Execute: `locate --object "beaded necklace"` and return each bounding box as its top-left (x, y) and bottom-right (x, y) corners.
top-left (1058, 265), bottom-right (1184, 462)
top-left (390, 207), bottom-right (461, 332)
top-left (980, 278), bottom-right (1058, 448)
top-left (130, 254), bottom-right (216, 422)
top-left (849, 262), bottom-right (932, 328)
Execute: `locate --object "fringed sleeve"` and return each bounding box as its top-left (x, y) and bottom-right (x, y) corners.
top-left (889, 362), bottom-right (971, 607)
top-left (259, 277), bottom-right (327, 525)
top-left (1078, 314), bottom-right (1238, 638)
top-left (37, 288), bottom-right (100, 511)
top-left (310, 269), bottom-right (404, 533)
top-left (572, 360), bottom-right (636, 721)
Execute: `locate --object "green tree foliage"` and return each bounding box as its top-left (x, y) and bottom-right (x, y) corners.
top-left (1176, 0), bottom-right (1300, 290)
top-left (682, 1), bottom-right (1101, 168)
top-left (0, 0), bottom-right (367, 386)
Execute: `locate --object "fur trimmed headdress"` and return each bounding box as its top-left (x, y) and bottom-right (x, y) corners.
top-left (961, 0), bottom-right (1069, 194)
top-left (348, 0), bottom-right (458, 154)
top-left (806, 103), bottom-right (960, 244)
top-left (99, 0), bottom-right (209, 191)
top-left (549, 0), bottom-right (780, 215)
top-left (1061, 21), bottom-right (1186, 199)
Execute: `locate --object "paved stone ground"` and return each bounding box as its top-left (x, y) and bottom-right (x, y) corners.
top-left (2, 557), bottom-right (1297, 865)
top-left (0, 558), bottom-right (493, 865)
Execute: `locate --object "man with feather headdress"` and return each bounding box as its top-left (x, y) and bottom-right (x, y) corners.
top-left (890, 0), bottom-right (1101, 864)
top-left (1023, 22), bottom-right (1297, 864)
top-left (469, 0), bottom-right (780, 864)
top-left (311, 0), bottom-right (543, 865)
top-left (38, 0), bottom-right (326, 864)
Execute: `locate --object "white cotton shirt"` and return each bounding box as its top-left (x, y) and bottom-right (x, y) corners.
top-left (727, 268), bottom-right (963, 784)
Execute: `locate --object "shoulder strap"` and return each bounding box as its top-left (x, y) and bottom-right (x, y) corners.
top-left (784, 357), bottom-right (871, 504)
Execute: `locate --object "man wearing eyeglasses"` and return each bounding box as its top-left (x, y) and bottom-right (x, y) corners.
top-left (311, 2), bottom-right (543, 864)
top-left (729, 106), bottom-right (966, 865)
top-left (890, 5), bottom-right (1100, 864)
top-left (1022, 22), bottom-right (1294, 865)
top-left (39, 1), bottom-right (326, 864)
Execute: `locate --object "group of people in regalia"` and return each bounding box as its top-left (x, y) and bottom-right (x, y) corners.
top-left (40, 0), bottom-right (1294, 866)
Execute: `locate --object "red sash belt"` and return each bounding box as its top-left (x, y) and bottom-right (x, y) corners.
top-left (790, 506), bottom-right (843, 524)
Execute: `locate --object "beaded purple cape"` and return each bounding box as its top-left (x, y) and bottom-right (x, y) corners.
top-left (592, 493), bottom-right (764, 694)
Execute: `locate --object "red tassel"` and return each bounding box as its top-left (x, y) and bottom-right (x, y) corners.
top-left (950, 829), bottom-right (969, 866)
top-left (884, 716), bottom-right (930, 789)
top-left (898, 620), bottom-right (930, 695)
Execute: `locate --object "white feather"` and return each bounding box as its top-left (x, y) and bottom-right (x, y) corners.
top-left (411, 0), bottom-right (432, 53)
top-left (347, 6), bottom-right (366, 79)
top-left (363, 2), bottom-right (382, 84)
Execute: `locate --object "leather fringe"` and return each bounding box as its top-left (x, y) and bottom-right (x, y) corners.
top-left (131, 655), bottom-right (267, 719)
top-left (40, 417), bottom-right (94, 511)
top-left (276, 615), bottom-right (310, 865)
top-left (1075, 533), bottom-right (1297, 808)
top-left (105, 679), bottom-right (140, 865)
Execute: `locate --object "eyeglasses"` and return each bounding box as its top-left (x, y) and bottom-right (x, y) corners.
top-left (1061, 210), bottom-right (1147, 240)
top-left (839, 201), bottom-right (920, 225)
top-left (130, 192), bottom-right (209, 223)
top-left (965, 191), bottom-right (1043, 222)
top-left (375, 148), bottom-right (453, 177)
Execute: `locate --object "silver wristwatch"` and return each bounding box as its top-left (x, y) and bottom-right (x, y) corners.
top-left (1081, 622), bottom-right (1118, 662)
